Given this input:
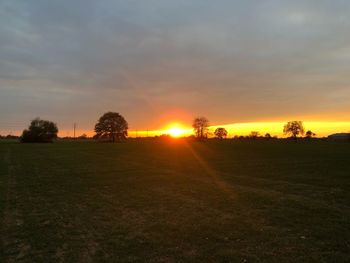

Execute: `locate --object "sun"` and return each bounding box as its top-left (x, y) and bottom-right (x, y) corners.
top-left (167, 127), bottom-right (184, 137)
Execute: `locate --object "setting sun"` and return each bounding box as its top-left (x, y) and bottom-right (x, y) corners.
top-left (167, 127), bottom-right (185, 137)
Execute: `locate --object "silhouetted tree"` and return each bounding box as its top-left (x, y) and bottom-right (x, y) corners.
top-left (21, 118), bottom-right (58, 143)
top-left (214, 127), bottom-right (228, 139)
top-left (283, 121), bottom-right (305, 140)
top-left (94, 112), bottom-right (128, 142)
top-left (305, 130), bottom-right (316, 139)
top-left (78, 133), bottom-right (88, 139)
top-left (159, 134), bottom-right (171, 140)
top-left (192, 117), bottom-right (209, 139)
top-left (265, 133), bottom-right (272, 140)
top-left (249, 131), bottom-right (260, 139)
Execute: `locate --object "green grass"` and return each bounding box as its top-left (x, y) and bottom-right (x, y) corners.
top-left (1, 140), bottom-right (349, 262)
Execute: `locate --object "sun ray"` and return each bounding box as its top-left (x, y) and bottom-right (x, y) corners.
top-left (183, 140), bottom-right (235, 199)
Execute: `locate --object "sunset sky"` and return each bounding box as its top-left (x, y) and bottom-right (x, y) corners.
top-left (1, 0), bottom-right (350, 137)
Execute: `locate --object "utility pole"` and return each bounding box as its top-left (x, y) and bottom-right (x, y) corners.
top-left (73, 123), bottom-right (76, 139)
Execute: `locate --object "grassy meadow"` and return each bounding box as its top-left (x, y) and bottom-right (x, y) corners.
top-left (0, 139), bottom-right (350, 262)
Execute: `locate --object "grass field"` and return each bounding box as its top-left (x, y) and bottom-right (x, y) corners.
top-left (1, 140), bottom-right (349, 262)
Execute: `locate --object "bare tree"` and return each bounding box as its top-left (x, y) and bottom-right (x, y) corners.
top-left (192, 117), bottom-right (209, 139)
top-left (214, 127), bottom-right (228, 139)
top-left (283, 121), bottom-right (305, 140)
top-left (94, 112), bottom-right (128, 142)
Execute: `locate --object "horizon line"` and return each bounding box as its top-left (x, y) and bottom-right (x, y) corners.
top-left (2, 121), bottom-right (350, 138)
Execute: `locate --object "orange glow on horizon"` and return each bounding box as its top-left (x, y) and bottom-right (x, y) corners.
top-left (167, 127), bottom-right (184, 137)
top-left (47, 121), bottom-right (350, 138)
top-left (126, 121), bottom-right (350, 138)
top-left (162, 123), bottom-right (192, 138)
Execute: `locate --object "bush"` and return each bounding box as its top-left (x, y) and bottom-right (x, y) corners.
top-left (21, 118), bottom-right (58, 143)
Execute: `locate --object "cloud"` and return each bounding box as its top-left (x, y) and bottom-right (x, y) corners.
top-left (1, 0), bottom-right (350, 131)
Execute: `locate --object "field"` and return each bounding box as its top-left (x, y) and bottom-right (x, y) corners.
top-left (1, 140), bottom-right (350, 262)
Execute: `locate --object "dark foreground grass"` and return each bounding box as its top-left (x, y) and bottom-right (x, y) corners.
top-left (0, 140), bottom-right (349, 262)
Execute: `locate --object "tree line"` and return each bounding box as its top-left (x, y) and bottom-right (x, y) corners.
top-left (18, 112), bottom-right (315, 143)
top-left (192, 117), bottom-right (314, 140)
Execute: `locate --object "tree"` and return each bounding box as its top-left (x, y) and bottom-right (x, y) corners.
top-left (249, 131), bottom-right (260, 139)
top-left (305, 130), bottom-right (316, 139)
top-left (78, 133), bottom-right (88, 139)
top-left (21, 118), bottom-right (58, 143)
top-left (94, 112), bottom-right (128, 142)
top-left (265, 133), bottom-right (272, 140)
top-left (214, 127), bottom-right (228, 139)
top-left (192, 117), bottom-right (209, 139)
top-left (283, 121), bottom-right (305, 140)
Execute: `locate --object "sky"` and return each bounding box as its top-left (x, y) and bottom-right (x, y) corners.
top-left (1, 0), bottom-right (350, 137)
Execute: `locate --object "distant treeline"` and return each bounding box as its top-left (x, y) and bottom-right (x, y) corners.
top-left (0, 134), bottom-right (20, 140)
top-left (3, 112), bottom-right (349, 143)
top-left (0, 134), bottom-right (337, 141)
